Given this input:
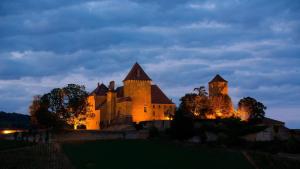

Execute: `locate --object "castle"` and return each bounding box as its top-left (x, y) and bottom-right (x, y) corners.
top-left (85, 63), bottom-right (176, 130)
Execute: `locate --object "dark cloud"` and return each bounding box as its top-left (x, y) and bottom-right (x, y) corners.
top-left (0, 0), bottom-right (299, 128)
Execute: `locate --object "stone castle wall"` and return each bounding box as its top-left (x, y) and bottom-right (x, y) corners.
top-left (124, 80), bottom-right (152, 122)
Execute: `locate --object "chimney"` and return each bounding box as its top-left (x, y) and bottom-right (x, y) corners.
top-left (109, 81), bottom-right (115, 91)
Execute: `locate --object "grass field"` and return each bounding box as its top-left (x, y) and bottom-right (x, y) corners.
top-left (63, 140), bottom-right (254, 169)
top-left (0, 139), bottom-right (35, 151)
top-left (0, 143), bottom-right (74, 169)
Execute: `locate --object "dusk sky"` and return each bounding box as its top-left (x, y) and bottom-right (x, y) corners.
top-left (0, 0), bottom-right (299, 128)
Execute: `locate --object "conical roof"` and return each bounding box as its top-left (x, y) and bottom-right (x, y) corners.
top-left (209, 74), bottom-right (227, 83)
top-left (123, 62), bottom-right (151, 81)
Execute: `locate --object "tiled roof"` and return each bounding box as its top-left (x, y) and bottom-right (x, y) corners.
top-left (123, 62), bottom-right (151, 81)
top-left (262, 117), bottom-right (285, 126)
top-left (90, 83), bottom-right (108, 96)
top-left (151, 85), bottom-right (174, 104)
top-left (209, 74), bottom-right (228, 83)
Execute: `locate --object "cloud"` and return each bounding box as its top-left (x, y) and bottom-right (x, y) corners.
top-left (183, 21), bottom-right (229, 29)
top-left (187, 2), bottom-right (216, 10)
top-left (10, 51), bottom-right (26, 59)
top-left (270, 20), bottom-right (300, 33)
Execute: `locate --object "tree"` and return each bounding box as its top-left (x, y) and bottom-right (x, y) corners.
top-left (179, 89), bottom-right (212, 119)
top-left (170, 108), bottom-right (194, 140)
top-left (210, 94), bottom-right (234, 118)
top-left (194, 86), bottom-right (208, 96)
top-left (29, 84), bottom-right (90, 130)
top-left (46, 88), bottom-right (66, 119)
top-left (29, 95), bottom-right (64, 129)
top-left (170, 87), bottom-right (213, 140)
top-left (63, 84), bottom-right (90, 128)
top-left (29, 95), bottom-right (42, 126)
top-left (238, 97), bottom-right (266, 122)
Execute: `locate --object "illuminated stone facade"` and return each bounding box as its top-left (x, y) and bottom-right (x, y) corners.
top-left (208, 74), bottom-right (235, 119)
top-left (86, 63), bottom-right (176, 130)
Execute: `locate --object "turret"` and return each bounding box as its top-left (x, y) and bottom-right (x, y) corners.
top-left (209, 74), bottom-right (228, 97)
top-left (123, 62), bottom-right (152, 122)
top-left (208, 74), bottom-right (234, 118)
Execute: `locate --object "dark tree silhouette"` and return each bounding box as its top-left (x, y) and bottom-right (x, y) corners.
top-left (0, 111), bottom-right (30, 129)
top-left (179, 92), bottom-right (212, 119)
top-left (194, 86), bottom-right (208, 96)
top-left (170, 108), bottom-right (194, 140)
top-left (238, 97), bottom-right (266, 122)
top-left (29, 84), bottom-right (89, 129)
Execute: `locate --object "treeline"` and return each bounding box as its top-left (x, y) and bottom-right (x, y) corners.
top-left (0, 111), bottom-right (30, 129)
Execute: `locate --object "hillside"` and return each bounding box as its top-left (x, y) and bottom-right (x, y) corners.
top-left (0, 111), bottom-right (30, 129)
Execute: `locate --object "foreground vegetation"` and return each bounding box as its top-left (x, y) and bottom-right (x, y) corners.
top-left (63, 140), bottom-right (254, 169)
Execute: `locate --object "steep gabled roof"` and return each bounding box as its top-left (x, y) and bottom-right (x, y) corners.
top-left (151, 85), bottom-right (174, 104)
top-left (123, 62), bottom-right (151, 81)
top-left (209, 74), bottom-right (227, 83)
top-left (90, 83), bottom-right (108, 96)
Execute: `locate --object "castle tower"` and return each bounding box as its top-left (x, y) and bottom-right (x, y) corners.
top-left (123, 62), bottom-right (152, 123)
top-left (209, 74), bottom-right (228, 96)
top-left (208, 74), bottom-right (234, 118)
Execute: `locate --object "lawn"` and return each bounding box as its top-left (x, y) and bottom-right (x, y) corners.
top-left (63, 140), bottom-right (254, 169)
